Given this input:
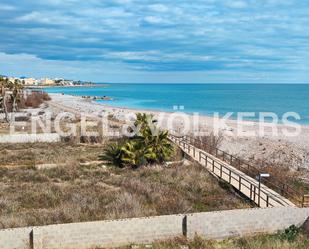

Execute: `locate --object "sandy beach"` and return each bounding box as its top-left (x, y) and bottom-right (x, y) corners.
top-left (48, 93), bottom-right (309, 176)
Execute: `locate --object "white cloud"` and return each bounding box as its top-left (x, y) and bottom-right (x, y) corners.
top-left (15, 11), bottom-right (69, 25)
top-left (148, 4), bottom-right (169, 12)
top-left (0, 3), bottom-right (15, 11)
top-left (144, 16), bottom-right (169, 24)
top-left (113, 0), bottom-right (133, 4)
top-left (105, 50), bottom-right (213, 62)
top-left (226, 1), bottom-right (248, 9)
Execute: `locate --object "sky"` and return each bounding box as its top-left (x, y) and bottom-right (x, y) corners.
top-left (0, 0), bottom-right (309, 83)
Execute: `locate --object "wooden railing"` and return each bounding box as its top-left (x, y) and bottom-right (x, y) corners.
top-left (169, 134), bottom-right (308, 208)
top-left (303, 195), bottom-right (309, 207)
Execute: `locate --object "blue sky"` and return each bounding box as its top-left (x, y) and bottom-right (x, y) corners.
top-left (0, 0), bottom-right (308, 83)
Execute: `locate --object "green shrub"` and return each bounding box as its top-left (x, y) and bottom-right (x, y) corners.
top-left (100, 113), bottom-right (173, 168)
top-left (99, 142), bottom-right (124, 168)
top-left (280, 225), bottom-right (300, 242)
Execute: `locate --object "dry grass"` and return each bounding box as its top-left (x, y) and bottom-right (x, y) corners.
top-left (0, 142), bottom-right (105, 167)
top-left (111, 233), bottom-right (309, 249)
top-left (0, 142), bottom-right (250, 229)
top-left (192, 132), bottom-right (223, 154)
top-left (21, 91), bottom-right (51, 108)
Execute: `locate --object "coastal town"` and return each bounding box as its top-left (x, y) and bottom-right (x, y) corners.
top-left (0, 74), bottom-right (94, 86)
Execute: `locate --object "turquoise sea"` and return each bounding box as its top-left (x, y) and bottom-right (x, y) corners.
top-left (44, 84), bottom-right (309, 124)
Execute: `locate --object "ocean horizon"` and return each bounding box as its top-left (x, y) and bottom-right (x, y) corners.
top-left (44, 83), bottom-right (309, 124)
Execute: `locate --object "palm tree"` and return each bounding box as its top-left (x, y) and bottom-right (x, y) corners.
top-left (120, 140), bottom-right (155, 168)
top-left (147, 130), bottom-right (173, 163)
top-left (100, 113), bottom-right (174, 168)
top-left (99, 142), bottom-right (124, 167)
top-left (134, 113), bottom-right (157, 138)
top-left (9, 79), bottom-right (23, 112)
top-left (0, 77), bottom-right (10, 122)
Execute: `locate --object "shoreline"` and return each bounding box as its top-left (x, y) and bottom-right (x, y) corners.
top-left (49, 92), bottom-right (309, 138)
top-left (52, 92), bottom-right (309, 127)
top-left (48, 92), bottom-right (309, 172)
top-left (95, 100), bottom-right (309, 127)
top-left (25, 84), bottom-right (108, 89)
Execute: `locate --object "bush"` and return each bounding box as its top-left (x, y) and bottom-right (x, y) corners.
top-left (280, 225), bottom-right (300, 242)
top-left (100, 114), bottom-right (174, 168)
top-left (22, 91), bottom-right (51, 108)
top-left (99, 141), bottom-right (124, 167)
top-left (193, 132), bottom-right (223, 154)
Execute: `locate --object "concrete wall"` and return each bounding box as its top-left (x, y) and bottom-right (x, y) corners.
top-left (33, 214), bottom-right (184, 249)
top-left (0, 133), bottom-right (60, 143)
top-left (187, 207), bottom-right (309, 239)
top-left (0, 227), bottom-right (32, 249)
top-left (0, 208), bottom-right (308, 249)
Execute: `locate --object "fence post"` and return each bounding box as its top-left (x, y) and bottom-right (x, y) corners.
top-left (239, 176), bottom-right (241, 190)
top-left (266, 196), bottom-right (269, 207)
top-left (302, 195), bottom-right (305, 208)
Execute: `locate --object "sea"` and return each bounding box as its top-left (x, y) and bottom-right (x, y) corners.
top-left (44, 84), bottom-right (309, 124)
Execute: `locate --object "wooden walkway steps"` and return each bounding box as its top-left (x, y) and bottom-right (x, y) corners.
top-left (169, 135), bottom-right (297, 208)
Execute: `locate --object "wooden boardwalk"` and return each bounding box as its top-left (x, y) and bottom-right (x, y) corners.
top-left (169, 135), bottom-right (296, 208)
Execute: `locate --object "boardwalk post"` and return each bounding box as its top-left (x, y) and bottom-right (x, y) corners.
top-left (239, 176), bottom-right (241, 190)
top-left (258, 174), bottom-right (261, 207)
top-left (229, 170), bottom-right (232, 183)
top-left (266, 196), bottom-right (269, 207)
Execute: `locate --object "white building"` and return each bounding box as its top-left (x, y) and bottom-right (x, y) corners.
top-left (40, 78), bottom-right (55, 85)
top-left (22, 78), bottom-right (37, 85)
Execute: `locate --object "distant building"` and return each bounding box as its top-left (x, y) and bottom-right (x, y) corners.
top-left (40, 78), bottom-right (55, 85)
top-left (22, 78), bottom-right (37, 85)
top-left (8, 77), bottom-right (18, 82)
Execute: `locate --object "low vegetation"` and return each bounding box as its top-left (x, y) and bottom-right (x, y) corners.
top-left (22, 91), bottom-right (51, 108)
top-left (100, 113), bottom-right (174, 168)
top-left (1, 76), bottom-right (51, 123)
top-left (0, 141), bottom-right (250, 229)
top-left (112, 226), bottom-right (309, 249)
